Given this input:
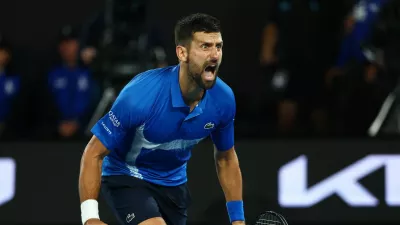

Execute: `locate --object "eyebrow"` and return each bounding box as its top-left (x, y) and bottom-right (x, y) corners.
top-left (200, 41), bottom-right (224, 45)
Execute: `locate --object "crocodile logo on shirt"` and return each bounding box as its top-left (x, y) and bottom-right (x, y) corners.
top-left (204, 122), bottom-right (215, 129)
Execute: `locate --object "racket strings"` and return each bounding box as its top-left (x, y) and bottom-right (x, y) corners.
top-left (254, 211), bottom-right (288, 225)
top-left (255, 219), bottom-right (281, 225)
top-left (255, 214), bottom-right (282, 225)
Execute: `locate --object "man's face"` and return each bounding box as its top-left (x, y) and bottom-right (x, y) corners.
top-left (186, 32), bottom-right (223, 90)
top-left (59, 39), bottom-right (79, 63)
top-left (0, 49), bottom-right (10, 67)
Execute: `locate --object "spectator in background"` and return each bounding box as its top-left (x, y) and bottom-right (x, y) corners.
top-left (371, 0), bottom-right (400, 88)
top-left (326, 0), bottom-right (389, 83)
top-left (0, 35), bottom-right (20, 138)
top-left (79, 0), bottom-right (168, 71)
top-left (326, 0), bottom-right (390, 136)
top-left (260, 0), bottom-right (347, 136)
top-left (364, 0), bottom-right (400, 136)
top-left (47, 26), bottom-right (95, 139)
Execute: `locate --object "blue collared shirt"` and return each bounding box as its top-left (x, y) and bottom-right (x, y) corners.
top-left (48, 65), bottom-right (92, 122)
top-left (91, 65), bottom-right (236, 186)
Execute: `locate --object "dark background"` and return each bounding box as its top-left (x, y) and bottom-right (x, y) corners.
top-left (0, 0), bottom-right (256, 85)
top-left (1, 140), bottom-right (400, 225)
top-left (0, 0), bottom-right (269, 140)
top-left (1, 0), bottom-right (400, 225)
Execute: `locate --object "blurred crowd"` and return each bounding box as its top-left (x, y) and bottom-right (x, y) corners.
top-left (240, 0), bottom-right (400, 138)
top-left (0, 0), bottom-right (400, 141)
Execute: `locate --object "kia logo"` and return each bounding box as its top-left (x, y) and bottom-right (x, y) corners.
top-left (278, 154), bottom-right (400, 207)
top-left (0, 158), bottom-right (16, 206)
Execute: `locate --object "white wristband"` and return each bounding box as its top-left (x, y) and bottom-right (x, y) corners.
top-left (81, 199), bottom-right (100, 225)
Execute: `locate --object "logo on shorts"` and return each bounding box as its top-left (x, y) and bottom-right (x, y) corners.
top-left (126, 213), bottom-right (135, 223)
top-left (204, 122), bottom-right (214, 129)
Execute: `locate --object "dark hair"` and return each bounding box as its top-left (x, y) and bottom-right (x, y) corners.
top-left (174, 13), bottom-right (221, 46)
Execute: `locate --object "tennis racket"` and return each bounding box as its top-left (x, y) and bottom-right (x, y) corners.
top-left (251, 211), bottom-right (289, 225)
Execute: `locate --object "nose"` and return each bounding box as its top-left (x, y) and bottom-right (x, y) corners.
top-left (210, 46), bottom-right (221, 61)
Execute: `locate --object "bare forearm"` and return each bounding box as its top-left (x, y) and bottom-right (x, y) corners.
top-left (79, 137), bottom-right (108, 203)
top-left (216, 155), bottom-right (243, 201)
top-left (79, 154), bottom-right (103, 202)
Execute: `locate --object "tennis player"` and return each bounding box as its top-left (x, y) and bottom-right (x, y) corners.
top-left (78, 13), bottom-right (245, 225)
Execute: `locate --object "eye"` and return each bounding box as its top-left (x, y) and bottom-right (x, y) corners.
top-left (201, 44), bottom-right (208, 49)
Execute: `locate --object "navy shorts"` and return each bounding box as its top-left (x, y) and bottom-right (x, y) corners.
top-left (101, 175), bottom-right (191, 225)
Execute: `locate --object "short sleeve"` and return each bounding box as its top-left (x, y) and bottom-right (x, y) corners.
top-left (210, 94), bottom-right (236, 152)
top-left (91, 83), bottom-right (146, 151)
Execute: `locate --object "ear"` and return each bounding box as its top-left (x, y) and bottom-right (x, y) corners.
top-left (176, 45), bottom-right (188, 62)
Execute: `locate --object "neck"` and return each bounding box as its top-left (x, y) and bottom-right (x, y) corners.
top-left (179, 64), bottom-right (204, 104)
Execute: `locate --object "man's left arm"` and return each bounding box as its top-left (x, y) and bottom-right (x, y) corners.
top-left (214, 146), bottom-right (245, 225)
top-left (210, 91), bottom-right (245, 225)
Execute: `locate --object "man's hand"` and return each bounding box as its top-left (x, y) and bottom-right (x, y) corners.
top-left (232, 221), bottom-right (246, 225)
top-left (85, 218), bottom-right (107, 225)
top-left (81, 47), bottom-right (97, 65)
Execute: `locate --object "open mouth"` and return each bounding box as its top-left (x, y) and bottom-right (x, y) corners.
top-left (204, 65), bottom-right (217, 81)
top-left (205, 65), bottom-right (217, 73)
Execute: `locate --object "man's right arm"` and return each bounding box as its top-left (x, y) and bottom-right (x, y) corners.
top-left (77, 75), bottom-right (149, 224)
top-left (79, 135), bottom-right (109, 203)
top-left (79, 135), bottom-right (109, 225)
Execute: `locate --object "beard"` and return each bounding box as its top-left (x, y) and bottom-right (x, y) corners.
top-left (186, 57), bottom-right (219, 90)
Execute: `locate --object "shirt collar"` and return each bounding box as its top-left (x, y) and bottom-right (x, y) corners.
top-left (170, 64), bottom-right (187, 108)
top-left (170, 64), bottom-right (208, 109)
